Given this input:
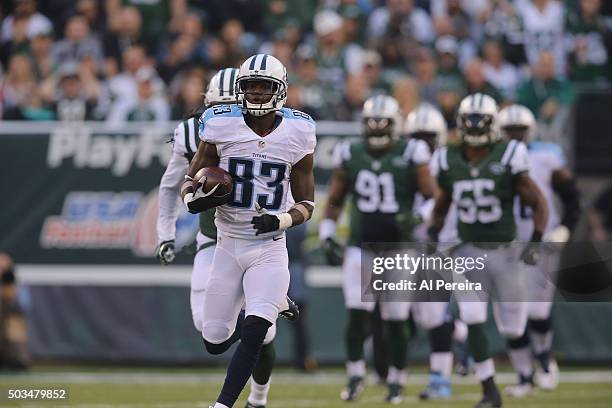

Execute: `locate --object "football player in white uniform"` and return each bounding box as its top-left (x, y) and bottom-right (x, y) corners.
top-left (430, 94), bottom-right (549, 408)
top-left (320, 95), bottom-right (435, 404)
top-left (182, 54), bottom-right (316, 408)
top-left (405, 104), bottom-right (463, 400)
top-left (499, 104), bottom-right (580, 397)
top-left (156, 68), bottom-right (282, 408)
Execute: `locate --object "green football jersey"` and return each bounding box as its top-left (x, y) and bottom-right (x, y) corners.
top-left (436, 139), bottom-right (529, 242)
top-left (337, 138), bottom-right (430, 245)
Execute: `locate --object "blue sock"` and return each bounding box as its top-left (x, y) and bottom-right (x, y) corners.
top-left (217, 315), bottom-right (272, 407)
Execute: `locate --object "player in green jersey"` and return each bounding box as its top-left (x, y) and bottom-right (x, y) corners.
top-left (156, 68), bottom-right (279, 408)
top-left (429, 93), bottom-right (549, 408)
top-left (319, 95), bottom-right (435, 404)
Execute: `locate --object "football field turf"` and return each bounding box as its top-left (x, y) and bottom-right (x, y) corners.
top-left (1, 368), bottom-right (612, 407)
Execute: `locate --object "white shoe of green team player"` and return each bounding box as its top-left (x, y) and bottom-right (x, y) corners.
top-left (536, 360), bottom-right (560, 391)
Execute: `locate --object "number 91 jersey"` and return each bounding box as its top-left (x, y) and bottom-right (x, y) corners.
top-left (335, 138), bottom-right (431, 245)
top-left (432, 140), bottom-right (529, 243)
top-left (199, 104), bottom-right (316, 239)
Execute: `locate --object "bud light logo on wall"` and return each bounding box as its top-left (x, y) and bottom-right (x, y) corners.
top-left (40, 189), bottom-right (198, 257)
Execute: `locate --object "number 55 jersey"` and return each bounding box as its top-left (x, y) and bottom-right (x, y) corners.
top-left (432, 139), bottom-right (529, 243)
top-left (199, 104), bottom-right (316, 239)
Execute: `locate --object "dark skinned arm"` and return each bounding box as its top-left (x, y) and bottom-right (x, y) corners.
top-left (287, 153), bottom-right (315, 226)
top-left (551, 167), bottom-right (581, 232)
top-left (416, 163), bottom-right (435, 200)
top-left (323, 166), bottom-right (350, 222)
top-left (429, 185), bottom-right (452, 241)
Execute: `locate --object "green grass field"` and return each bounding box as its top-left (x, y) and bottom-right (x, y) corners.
top-left (1, 367), bottom-right (612, 407)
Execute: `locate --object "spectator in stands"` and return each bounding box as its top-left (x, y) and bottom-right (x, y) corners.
top-left (392, 75), bottom-right (421, 116)
top-left (106, 45), bottom-right (164, 105)
top-left (436, 83), bottom-right (462, 138)
top-left (0, 0), bottom-right (52, 44)
top-left (1, 53), bottom-right (37, 117)
top-left (565, 0), bottom-right (611, 85)
top-left (40, 62), bottom-right (99, 121)
top-left (50, 15), bottom-right (103, 70)
top-left (520, 0), bottom-right (566, 76)
top-left (463, 57), bottom-right (504, 103)
top-left (0, 16), bottom-right (30, 69)
top-left (478, 0), bottom-right (526, 65)
top-left (219, 19), bottom-right (257, 67)
top-left (360, 49), bottom-right (388, 95)
top-left (287, 45), bottom-right (334, 120)
top-left (434, 35), bottom-right (463, 93)
top-left (517, 51), bottom-right (576, 122)
top-left (335, 73), bottom-right (370, 121)
top-left (368, 0), bottom-right (435, 46)
top-left (157, 34), bottom-right (198, 84)
top-left (106, 66), bottom-right (169, 123)
top-left (171, 68), bottom-right (205, 120)
top-left (482, 39), bottom-right (520, 100)
top-left (0, 252), bottom-right (29, 371)
top-left (102, 7), bottom-right (144, 73)
top-left (76, 0), bottom-right (104, 37)
top-left (411, 47), bottom-right (440, 105)
top-left (28, 28), bottom-right (54, 80)
top-left (264, 0), bottom-right (317, 35)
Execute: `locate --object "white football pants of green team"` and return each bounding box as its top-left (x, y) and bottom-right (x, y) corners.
top-left (453, 243), bottom-right (528, 339)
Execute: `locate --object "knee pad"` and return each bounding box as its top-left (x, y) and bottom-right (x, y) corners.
top-left (202, 322), bottom-right (233, 345)
top-left (507, 330), bottom-right (530, 349)
top-left (241, 315), bottom-right (273, 349)
top-left (529, 317), bottom-right (552, 334)
top-left (263, 323), bottom-right (276, 345)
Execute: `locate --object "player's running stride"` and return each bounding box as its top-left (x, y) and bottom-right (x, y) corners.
top-left (320, 94), bottom-right (435, 404)
top-left (156, 68), bottom-right (280, 408)
top-left (182, 54), bottom-right (316, 408)
top-left (429, 93), bottom-right (549, 408)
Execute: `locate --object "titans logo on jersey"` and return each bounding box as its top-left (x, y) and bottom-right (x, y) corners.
top-left (199, 104), bottom-right (316, 239)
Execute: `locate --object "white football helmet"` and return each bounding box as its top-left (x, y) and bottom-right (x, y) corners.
top-left (498, 104), bottom-right (536, 143)
top-left (235, 54), bottom-right (287, 116)
top-left (361, 94), bottom-right (403, 150)
top-left (403, 103), bottom-right (448, 151)
top-left (205, 68), bottom-right (239, 106)
top-left (457, 93), bottom-right (499, 147)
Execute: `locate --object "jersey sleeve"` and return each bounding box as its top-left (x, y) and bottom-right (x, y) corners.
top-left (157, 150), bottom-right (189, 243)
top-left (411, 139), bottom-right (432, 165)
top-left (331, 140), bottom-right (352, 168)
top-left (172, 119), bottom-right (199, 156)
top-left (544, 143), bottom-right (566, 170)
top-left (288, 111), bottom-right (317, 165)
top-left (199, 104), bottom-right (242, 144)
top-left (431, 147), bottom-right (451, 191)
top-left (509, 141), bottom-right (530, 175)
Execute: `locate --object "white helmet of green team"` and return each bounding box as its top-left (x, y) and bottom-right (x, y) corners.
top-left (235, 54), bottom-right (288, 116)
top-left (457, 93), bottom-right (499, 147)
top-left (204, 68), bottom-right (239, 106)
top-left (498, 104), bottom-right (537, 142)
top-left (403, 103), bottom-right (448, 148)
top-left (361, 94), bottom-right (403, 149)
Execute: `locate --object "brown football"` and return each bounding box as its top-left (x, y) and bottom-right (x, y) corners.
top-left (194, 166), bottom-right (233, 199)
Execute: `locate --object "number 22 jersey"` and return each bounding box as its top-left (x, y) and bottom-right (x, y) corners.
top-left (199, 104), bottom-right (316, 239)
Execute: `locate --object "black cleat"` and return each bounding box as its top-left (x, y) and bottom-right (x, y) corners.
top-left (385, 383), bottom-right (404, 405)
top-left (279, 296), bottom-right (300, 321)
top-left (245, 402), bottom-right (265, 408)
top-left (340, 376), bottom-right (364, 401)
top-left (474, 377), bottom-right (502, 408)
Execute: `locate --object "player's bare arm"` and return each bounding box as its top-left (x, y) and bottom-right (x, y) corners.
top-left (429, 185), bottom-right (452, 240)
top-left (251, 153), bottom-right (315, 235)
top-left (551, 167), bottom-right (581, 239)
top-left (515, 172), bottom-right (549, 240)
top-left (415, 164), bottom-right (435, 200)
top-left (323, 166), bottom-right (349, 222)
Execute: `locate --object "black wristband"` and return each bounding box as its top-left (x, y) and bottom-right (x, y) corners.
top-left (530, 230), bottom-right (543, 242)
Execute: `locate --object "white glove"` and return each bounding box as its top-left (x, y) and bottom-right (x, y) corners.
top-left (543, 225), bottom-right (570, 243)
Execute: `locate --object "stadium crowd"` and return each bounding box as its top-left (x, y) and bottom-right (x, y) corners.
top-left (0, 0), bottom-right (610, 129)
